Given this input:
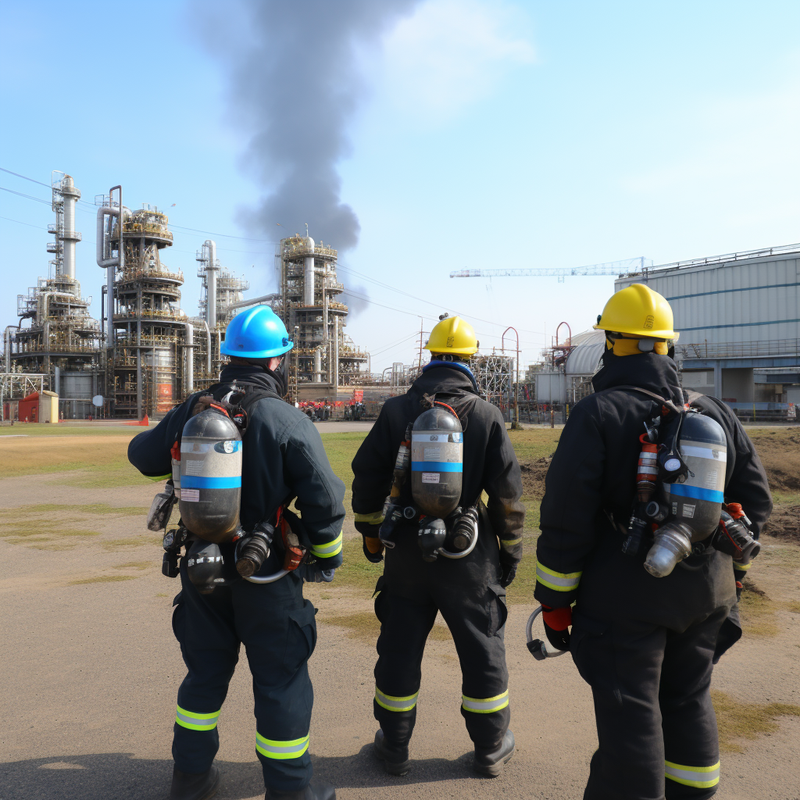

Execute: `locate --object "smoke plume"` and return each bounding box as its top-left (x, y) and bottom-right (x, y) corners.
top-left (200, 0), bottom-right (420, 252)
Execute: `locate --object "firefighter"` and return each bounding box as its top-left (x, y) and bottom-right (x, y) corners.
top-left (128, 306), bottom-right (344, 800)
top-left (352, 314), bottom-right (525, 777)
top-left (534, 285), bottom-right (772, 799)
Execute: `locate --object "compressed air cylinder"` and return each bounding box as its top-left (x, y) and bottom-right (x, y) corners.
top-left (179, 407), bottom-right (242, 543)
top-left (645, 413), bottom-right (727, 577)
top-left (410, 407), bottom-right (463, 518)
top-left (662, 413), bottom-right (727, 534)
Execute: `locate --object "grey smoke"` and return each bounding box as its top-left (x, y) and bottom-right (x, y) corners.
top-left (198, 0), bottom-right (420, 252)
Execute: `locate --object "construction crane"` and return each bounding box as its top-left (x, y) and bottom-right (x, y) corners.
top-left (450, 256), bottom-right (653, 280)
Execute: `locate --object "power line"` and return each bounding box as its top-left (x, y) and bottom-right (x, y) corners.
top-left (0, 185), bottom-right (51, 206)
top-left (0, 167), bottom-right (51, 188)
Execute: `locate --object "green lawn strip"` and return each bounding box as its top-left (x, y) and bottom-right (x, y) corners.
top-left (712, 690), bottom-right (800, 753)
top-left (0, 503), bottom-right (148, 518)
top-left (0, 425), bottom-right (144, 438)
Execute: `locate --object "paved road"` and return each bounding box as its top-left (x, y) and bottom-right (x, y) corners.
top-left (1, 472), bottom-right (799, 799)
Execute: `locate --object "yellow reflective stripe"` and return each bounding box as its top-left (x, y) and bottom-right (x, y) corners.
top-left (736, 562), bottom-right (752, 571)
top-left (354, 511), bottom-right (385, 525)
top-left (256, 732), bottom-right (310, 760)
top-left (175, 705), bottom-right (220, 731)
top-left (462, 690), bottom-right (509, 714)
top-left (310, 531), bottom-right (342, 558)
top-left (535, 560), bottom-right (582, 592)
top-left (665, 760), bottom-right (720, 788)
top-left (375, 686), bottom-right (419, 712)
top-left (147, 473), bottom-right (172, 482)
top-left (501, 537), bottom-right (522, 548)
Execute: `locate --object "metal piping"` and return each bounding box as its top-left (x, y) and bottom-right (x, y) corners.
top-left (204, 240), bottom-right (218, 330)
top-left (184, 322), bottom-right (195, 393)
top-left (304, 236), bottom-right (315, 306)
top-left (198, 319), bottom-right (211, 372)
top-left (222, 293), bottom-right (280, 314)
top-left (4, 326), bottom-right (15, 372)
top-left (60, 175), bottom-right (81, 282)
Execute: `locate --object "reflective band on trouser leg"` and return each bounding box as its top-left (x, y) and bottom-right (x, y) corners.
top-left (375, 687), bottom-right (419, 713)
top-left (310, 531), bottom-right (342, 559)
top-left (535, 560), bottom-right (581, 593)
top-left (665, 760), bottom-right (720, 789)
top-left (175, 704), bottom-right (221, 732)
top-left (462, 690), bottom-right (509, 714)
top-left (256, 732), bottom-right (310, 761)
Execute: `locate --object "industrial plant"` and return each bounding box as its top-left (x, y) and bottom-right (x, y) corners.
top-left (1, 174), bottom-right (378, 421)
top-left (2, 170), bottom-right (799, 424)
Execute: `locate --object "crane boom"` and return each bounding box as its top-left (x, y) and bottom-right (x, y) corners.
top-left (450, 257), bottom-right (652, 278)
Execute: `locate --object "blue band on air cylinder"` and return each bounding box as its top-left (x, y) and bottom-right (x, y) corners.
top-left (668, 483), bottom-right (724, 503)
top-left (181, 475), bottom-right (242, 489)
top-left (411, 462), bottom-right (463, 473)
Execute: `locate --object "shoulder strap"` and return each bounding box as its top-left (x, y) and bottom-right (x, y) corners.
top-left (604, 384), bottom-right (683, 415)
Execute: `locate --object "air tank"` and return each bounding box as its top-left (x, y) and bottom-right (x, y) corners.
top-left (644, 412), bottom-right (727, 578)
top-left (178, 407), bottom-right (242, 542)
top-left (410, 407), bottom-right (463, 517)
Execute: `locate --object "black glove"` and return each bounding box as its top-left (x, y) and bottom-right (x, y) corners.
top-left (499, 561), bottom-right (517, 588)
top-left (297, 564), bottom-right (336, 583)
top-left (355, 520), bottom-right (384, 563)
top-left (541, 604), bottom-right (572, 651)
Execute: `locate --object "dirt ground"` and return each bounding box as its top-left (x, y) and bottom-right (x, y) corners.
top-left (1, 428), bottom-right (799, 800)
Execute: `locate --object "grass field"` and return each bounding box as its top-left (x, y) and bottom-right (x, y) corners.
top-left (1, 422), bottom-right (797, 607)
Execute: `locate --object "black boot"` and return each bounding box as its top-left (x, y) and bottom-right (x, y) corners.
top-left (373, 729), bottom-right (410, 776)
top-left (265, 783), bottom-right (336, 800)
top-left (170, 764), bottom-right (220, 800)
top-left (473, 729), bottom-right (515, 777)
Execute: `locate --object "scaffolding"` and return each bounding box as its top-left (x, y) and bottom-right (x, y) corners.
top-left (5, 174), bottom-right (100, 396)
top-left (107, 204), bottom-right (188, 418)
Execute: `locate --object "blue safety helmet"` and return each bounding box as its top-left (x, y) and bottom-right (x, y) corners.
top-left (220, 306), bottom-right (293, 359)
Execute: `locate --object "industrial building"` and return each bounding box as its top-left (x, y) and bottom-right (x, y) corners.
top-left (531, 243), bottom-right (800, 420)
top-left (617, 243), bottom-right (800, 410)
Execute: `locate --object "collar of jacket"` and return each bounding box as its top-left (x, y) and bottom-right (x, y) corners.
top-left (591, 349), bottom-right (683, 405)
top-left (219, 362), bottom-right (284, 395)
top-left (416, 361), bottom-right (479, 395)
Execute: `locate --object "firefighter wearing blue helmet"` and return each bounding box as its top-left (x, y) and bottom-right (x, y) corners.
top-left (129, 305), bottom-right (344, 800)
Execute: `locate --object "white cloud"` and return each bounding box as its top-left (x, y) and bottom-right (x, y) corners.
top-left (378, 0), bottom-right (535, 125)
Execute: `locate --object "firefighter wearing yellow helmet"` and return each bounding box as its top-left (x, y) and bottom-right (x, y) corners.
top-left (352, 314), bottom-right (524, 778)
top-left (533, 285), bottom-right (772, 799)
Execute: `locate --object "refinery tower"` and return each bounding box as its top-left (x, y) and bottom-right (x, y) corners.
top-left (273, 233), bottom-right (367, 397)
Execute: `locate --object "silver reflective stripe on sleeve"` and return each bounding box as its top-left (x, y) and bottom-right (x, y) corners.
top-left (256, 732), bottom-right (310, 760)
top-left (175, 705), bottom-right (221, 731)
top-left (375, 686), bottom-right (419, 712)
top-left (535, 560), bottom-right (582, 593)
top-left (665, 760), bottom-right (720, 788)
top-left (461, 690), bottom-right (509, 714)
top-left (310, 531), bottom-right (342, 558)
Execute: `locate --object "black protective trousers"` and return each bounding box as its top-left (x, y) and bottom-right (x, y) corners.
top-left (171, 561), bottom-right (317, 793)
top-left (570, 604), bottom-right (729, 800)
top-left (372, 540), bottom-right (510, 750)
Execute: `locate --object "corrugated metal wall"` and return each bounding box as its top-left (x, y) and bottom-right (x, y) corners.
top-left (616, 252), bottom-right (800, 345)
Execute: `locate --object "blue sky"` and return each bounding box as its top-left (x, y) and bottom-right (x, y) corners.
top-left (2, 0), bottom-right (799, 372)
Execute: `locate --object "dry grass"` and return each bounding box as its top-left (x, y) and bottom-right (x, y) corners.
top-left (0, 435), bottom-right (151, 487)
top-left (323, 610), bottom-right (453, 646)
top-left (67, 575), bottom-right (140, 586)
top-left (712, 690), bottom-right (800, 753)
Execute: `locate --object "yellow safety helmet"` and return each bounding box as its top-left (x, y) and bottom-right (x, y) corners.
top-left (594, 284), bottom-right (679, 342)
top-left (425, 315), bottom-right (479, 356)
